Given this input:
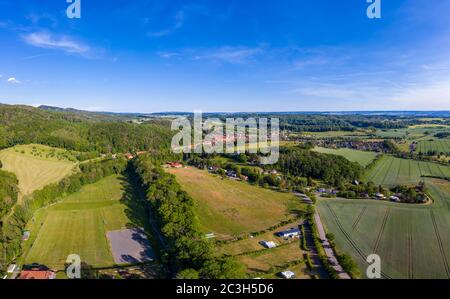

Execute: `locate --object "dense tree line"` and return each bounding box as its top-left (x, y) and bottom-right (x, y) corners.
top-left (0, 169), bottom-right (18, 220)
top-left (131, 155), bottom-right (245, 279)
top-left (0, 104), bottom-right (172, 154)
top-left (276, 148), bottom-right (362, 186)
top-left (0, 158), bottom-right (127, 273)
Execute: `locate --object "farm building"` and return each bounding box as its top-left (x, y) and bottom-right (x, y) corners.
top-left (390, 196), bottom-right (401, 202)
top-left (280, 271), bottom-right (295, 279)
top-left (375, 193), bottom-right (386, 200)
top-left (18, 270), bottom-right (56, 279)
top-left (260, 241), bottom-right (277, 249)
top-left (276, 228), bottom-right (301, 239)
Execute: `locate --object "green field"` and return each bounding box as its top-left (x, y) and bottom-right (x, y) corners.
top-left (317, 178), bottom-right (450, 279)
top-left (22, 175), bottom-right (152, 270)
top-left (415, 139), bottom-right (450, 154)
top-left (0, 144), bottom-right (76, 201)
top-left (364, 155), bottom-right (450, 186)
top-left (313, 147), bottom-right (378, 167)
top-left (167, 167), bottom-right (306, 239)
top-left (376, 125), bottom-right (450, 141)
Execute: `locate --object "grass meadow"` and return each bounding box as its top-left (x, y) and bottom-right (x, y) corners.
top-left (0, 144), bottom-right (77, 202)
top-left (22, 175), bottom-right (152, 270)
top-left (313, 147), bottom-right (378, 167)
top-left (167, 167), bottom-right (306, 240)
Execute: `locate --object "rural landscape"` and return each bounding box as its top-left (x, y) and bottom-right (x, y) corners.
top-left (0, 0), bottom-right (449, 288)
top-left (0, 105), bottom-right (449, 280)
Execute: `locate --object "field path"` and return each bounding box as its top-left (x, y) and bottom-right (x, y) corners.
top-left (373, 208), bottom-right (390, 253)
top-left (314, 207), bottom-right (351, 279)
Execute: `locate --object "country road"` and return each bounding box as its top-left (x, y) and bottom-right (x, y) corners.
top-left (294, 192), bottom-right (351, 279)
top-left (314, 210), bottom-right (351, 279)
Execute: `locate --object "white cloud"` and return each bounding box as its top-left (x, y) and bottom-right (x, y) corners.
top-left (7, 77), bottom-right (21, 84)
top-left (148, 10), bottom-right (185, 37)
top-left (22, 32), bottom-right (90, 54)
top-left (195, 46), bottom-right (263, 64)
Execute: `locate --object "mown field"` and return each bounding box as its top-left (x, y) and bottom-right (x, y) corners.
top-left (317, 178), bottom-right (450, 279)
top-left (22, 175), bottom-right (152, 270)
top-left (364, 155), bottom-right (450, 186)
top-left (415, 139), bottom-right (450, 154)
top-left (313, 147), bottom-right (378, 167)
top-left (167, 167), bottom-right (306, 240)
top-left (0, 144), bottom-right (77, 202)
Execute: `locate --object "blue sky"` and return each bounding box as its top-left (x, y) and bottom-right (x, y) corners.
top-left (0, 0), bottom-right (449, 112)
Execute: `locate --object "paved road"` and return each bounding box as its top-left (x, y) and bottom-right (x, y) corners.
top-left (294, 192), bottom-right (351, 279)
top-left (314, 210), bottom-right (351, 279)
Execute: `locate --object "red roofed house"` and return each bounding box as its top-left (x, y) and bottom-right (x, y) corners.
top-left (19, 270), bottom-right (56, 280)
top-left (168, 162), bottom-right (183, 168)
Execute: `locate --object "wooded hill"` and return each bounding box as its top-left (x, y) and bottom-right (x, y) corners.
top-left (0, 104), bottom-right (173, 154)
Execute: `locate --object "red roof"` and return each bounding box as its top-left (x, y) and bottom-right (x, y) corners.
top-left (19, 270), bottom-right (56, 280)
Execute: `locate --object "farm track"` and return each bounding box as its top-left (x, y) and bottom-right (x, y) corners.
top-left (366, 156), bottom-right (385, 182)
top-left (351, 207), bottom-right (366, 231)
top-left (325, 203), bottom-right (392, 279)
top-left (382, 158), bottom-right (395, 185)
top-left (407, 225), bottom-right (414, 279)
top-left (373, 208), bottom-right (390, 253)
top-left (430, 210), bottom-right (450, 278)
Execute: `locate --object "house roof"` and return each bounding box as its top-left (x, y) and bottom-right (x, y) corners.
top-left (278, 228), bottom-right (300, 235)
top-left (18, 270), bottom-right (55, 280)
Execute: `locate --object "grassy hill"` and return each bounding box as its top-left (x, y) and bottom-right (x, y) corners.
top-left (0, 144), bottom-right (76, 202)
top-left (317, 178), bottom-right (450, 279)
top-left (167, 167), bottom-right (306, 240)
top-left (313, 147), bottom-right (378, 167)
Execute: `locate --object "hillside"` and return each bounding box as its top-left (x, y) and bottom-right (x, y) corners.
top-left (0, 103), bottom-right (173, 153)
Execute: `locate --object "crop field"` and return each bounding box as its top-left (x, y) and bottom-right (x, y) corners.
top-left (376, 125), bottom-right (450, 141)
top-left (415, 139), bottom-right (450, 154)
top-left (167, 167), bottom-right (306, 240)
top-left (22, 175), bottom-right (153, 270)
top-left (317, 178), bottom-right (450, 279)
top-left (364, 155), bottom-right (450, 186)
top-left (0, 144), bottom-right (77, 201)
top-left (313, 147), bottom-right (378, 167)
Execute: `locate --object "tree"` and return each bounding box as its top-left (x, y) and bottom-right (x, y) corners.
top-left (176, 268), bottom-right (200, 279)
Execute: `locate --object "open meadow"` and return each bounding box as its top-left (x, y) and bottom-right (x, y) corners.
top-left (316, 178), bottom-right (450, 279)
top-left (22, 175), bottom-right (155, 270)
top-left (0, 144), bottom-right (77, 202)
top-left (313, 147), bottom-right (378, 167)
top-left (364, 155), bottom-right (450, 186)
top-left (167, 167), bottom-right (306, 240)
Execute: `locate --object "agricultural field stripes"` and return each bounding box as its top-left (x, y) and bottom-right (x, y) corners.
top-left (416, 139), bottom-right (450, 154)
top-left (364, 155), bottom-right (450, 186)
